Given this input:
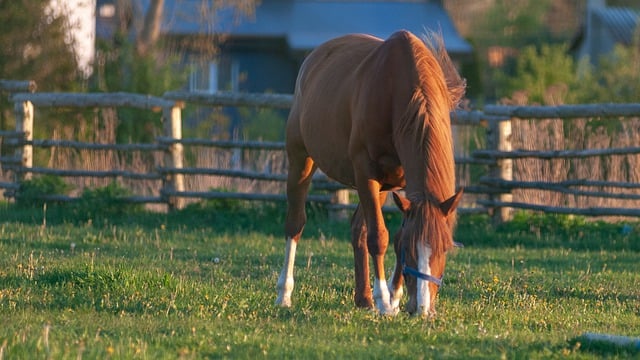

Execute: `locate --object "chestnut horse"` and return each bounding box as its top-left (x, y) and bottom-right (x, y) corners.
top-left (276, 30), bottom-right (465, 316)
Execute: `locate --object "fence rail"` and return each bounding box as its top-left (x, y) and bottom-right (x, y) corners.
top-left (474, 146), bottom-right (640, 159)
top-left (0, 80), bottom-right (36, 93)
top-left (2, 79), bottom-right (640, 222)
top-left (484, 103), bottom-right (640, 118)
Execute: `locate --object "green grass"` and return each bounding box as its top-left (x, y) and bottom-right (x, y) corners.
top-left (0, 201), bottom-right (638, 359)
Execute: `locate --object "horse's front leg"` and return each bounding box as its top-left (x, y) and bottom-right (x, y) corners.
top-left (355, 178), bottom-right (395, 315)
top-left (388, 192), bottom-right (410, 312)
top-left (351, 205), bottom-right (373, 308)
top-left (370, 190), bottom-right (397, 315)
top-left (370, 231), bottom-right (396, 316)
top-left (388, 233), bottom-right (404, 312)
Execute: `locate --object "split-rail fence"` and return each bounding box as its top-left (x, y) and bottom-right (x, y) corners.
top-left (2, 79), bottom-right (640, 223)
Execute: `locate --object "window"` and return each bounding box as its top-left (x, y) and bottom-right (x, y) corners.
top-left (189, 58), bottom-right (241, 93)
top-left (230, 61), bottom-right (240, 92)
top-left (189, 61), bottom-right (219, 93)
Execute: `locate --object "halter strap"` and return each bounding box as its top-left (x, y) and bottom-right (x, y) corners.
top-left (400, 242), bottom-right (463, 286)
top-left (400, 248), bottom-right (443, 286)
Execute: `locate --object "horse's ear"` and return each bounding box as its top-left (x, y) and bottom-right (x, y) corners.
top-left (392, 192), bottom-right (411, 213)
top-left (439, 189), bottom-right (464, 216)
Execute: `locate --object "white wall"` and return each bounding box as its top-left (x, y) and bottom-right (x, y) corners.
top-left (49, 0), bottom-right (96, 77)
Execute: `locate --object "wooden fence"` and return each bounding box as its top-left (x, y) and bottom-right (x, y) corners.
top-left (477, 103), bottom-right (640, 219)
top-left (2, 79), bottom-right (640, 222)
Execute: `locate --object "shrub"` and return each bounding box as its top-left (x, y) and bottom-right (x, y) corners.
top-left (72, 182), bottom-right (142, 221)
top-left (15, 175), bottom-right (72, 208)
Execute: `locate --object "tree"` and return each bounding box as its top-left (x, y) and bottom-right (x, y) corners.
top-left (479, 0), bottom-right (552, 48)
top-left (92, 0), bottom-right (258, 142)
top-left (0, 0), bottom-right (81, 130)
top-left (468, 0), bottom-right (576, 102)
top-left (494, 35), bottom-right (640, 105)
top-left (579, 40), bottom-right (640, 103)
top-left (494, 44), bottom-right (578, 104)
top-left (0, 0), bottom-right (80, 90)
top-left (137, 0), bottom-right (165, 57)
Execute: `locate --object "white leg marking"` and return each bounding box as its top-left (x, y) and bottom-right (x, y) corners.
top-left (416, 245), bottom-right (432, 316)
top-left (373, 278), bottom-right (397, 315)
top-left (388, 269), bottom-right (403, 311)
top-left (276, 237), bottom-right (297, 307)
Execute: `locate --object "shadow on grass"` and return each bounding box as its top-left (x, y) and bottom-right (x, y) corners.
top-left (570, 334), bottom-right (640, 358)
top-left (0, 265), bottom-right (204, 316)
top-left (457, 213), bottom-right (640, 252)
top-left (0, 199), bottom-right (352, 240)
top-left (2, 201), bottom-right (640, 253)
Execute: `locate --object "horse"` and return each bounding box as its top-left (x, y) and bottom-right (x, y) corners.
top-left (276, 30), bottom-right (465, 316)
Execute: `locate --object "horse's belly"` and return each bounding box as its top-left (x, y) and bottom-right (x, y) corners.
top-left (316, 159), bottom-right (356, 188)
top-left (302, 130), bottom-right (356, 187)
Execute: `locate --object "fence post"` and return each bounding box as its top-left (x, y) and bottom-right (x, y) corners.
top-left (487, 118), bottom-right (513, 224)
top-left (162, 105), bottom-right (185, 210)
top-left (14, 100), bottom-right (34, 183)
top-left (329, 189), bottom-right (350, 221)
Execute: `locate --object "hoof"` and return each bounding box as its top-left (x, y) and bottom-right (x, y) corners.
top-left (378, 305), bottom-right (399, 316)
top-left (275, 296), bottom-right (292, 308)
top-left (354, 297), bottom-right (374, 309)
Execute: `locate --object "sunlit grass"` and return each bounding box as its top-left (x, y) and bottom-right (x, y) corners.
top-left (0, 203), bottom-right (638, 359)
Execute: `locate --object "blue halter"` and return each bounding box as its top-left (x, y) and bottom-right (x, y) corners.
top-left (400, 241), bottom-right (463, 286)
top-left (400, 247), bottom-right (443, 286)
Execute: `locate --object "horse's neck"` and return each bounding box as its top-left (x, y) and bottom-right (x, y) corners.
top-left (401, 165), bottom-right (430, 202)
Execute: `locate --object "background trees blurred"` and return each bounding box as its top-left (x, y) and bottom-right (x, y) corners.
top-left (0, 0), bottom-right (81, 131)
top-left (446, 0), bottom-right (639, 105)
top-left (0, 0), bottom-right (257, 143)
top-left (0, 0), bottom-right (638, 138)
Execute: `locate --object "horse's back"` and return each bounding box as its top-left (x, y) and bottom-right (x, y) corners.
top-left (294, 34), bottom-right (380, 96)
top-left (287, 34), bottom-right (382, 185)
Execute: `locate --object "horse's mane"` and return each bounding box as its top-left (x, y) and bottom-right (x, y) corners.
top-left (421, 32), bottom-right (466, 110)
top-left (395, 32), bottom-right (465, 257)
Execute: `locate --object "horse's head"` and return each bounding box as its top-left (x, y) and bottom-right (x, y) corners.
top-left (391, 190), bottom-right (463, 316)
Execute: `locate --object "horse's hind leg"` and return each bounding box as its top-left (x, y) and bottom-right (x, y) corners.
top-left (276, 153), bottom-right (316, 307)
top-left (351, 204), bottom-right (373, 308)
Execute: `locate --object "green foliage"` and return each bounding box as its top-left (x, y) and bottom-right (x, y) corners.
top-left (198, 196), bottom-right (248, 214)
top-left (459, 39), bottom-right (484, 102)
top-left (15, 176), bottom-right (72, 208)
top-left (495, 44), bottom-right (578, 103)
top-left (183, 106), bottom-right (231, 140)
top-left (92, 36), bottom-right (187, 143)
top-left (0, 0), bottom-right (81, 133)
top-left (178, 195), bottom-right (333, 237)
top-left (72, 182), bottom-right (143, 221)
top-left (500, 211), bottom-right (591, 238)
top-left (475, 0), bottom-right (639, 104)
top-left (480, 0), bottom-right (553, 48)
top-left (472, 0), bottom-right (559, 100)
top-left (237, 107), bottom-right (287, 141)
top-left (495, 33), bottom-right (640, 104)
top-left (577, 42), bottom-right (640, 103)
top-left (0, 0), bottom-right (80, 91)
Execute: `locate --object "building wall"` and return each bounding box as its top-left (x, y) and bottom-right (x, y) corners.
top-left (229, 49), bottom-right (298, 94)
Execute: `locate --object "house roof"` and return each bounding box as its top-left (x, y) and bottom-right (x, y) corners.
top-left (570, 6), bottom-right (640, 52)
top-left (159, 0), bottom-right (473, 55)
top-left (592, 6), bottom-right (640, 45)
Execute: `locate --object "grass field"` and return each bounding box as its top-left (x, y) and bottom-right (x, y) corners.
top-left (0, 200), bottom-right (638, 359)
